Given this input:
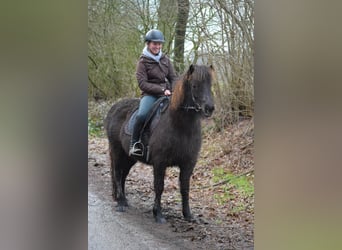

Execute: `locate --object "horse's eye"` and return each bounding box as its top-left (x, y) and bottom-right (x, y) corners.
top-left (192, 84), bottom-right (197, 89)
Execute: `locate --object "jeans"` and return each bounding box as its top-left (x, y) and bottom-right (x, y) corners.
top-left (132, 95), bottom-right (158, 143)
top-left (136, 95), bottom-right (158, 122)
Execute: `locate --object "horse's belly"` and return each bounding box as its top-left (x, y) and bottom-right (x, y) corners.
top-left (149, 135), bottom-right (201, 166)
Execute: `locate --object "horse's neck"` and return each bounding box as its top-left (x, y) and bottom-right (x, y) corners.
top-left (166, 84), bottom-right (201, 131)
top-left (167, 108), bottom-right (201, 133)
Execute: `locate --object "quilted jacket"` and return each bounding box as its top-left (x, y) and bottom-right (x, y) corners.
top-left (136, 54), bottom-right (177, 96)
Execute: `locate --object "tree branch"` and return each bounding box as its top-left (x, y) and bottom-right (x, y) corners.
top-left (88, 75), bottom-right (106, 99)
top-left (195, 169), bottom-right (254, 190)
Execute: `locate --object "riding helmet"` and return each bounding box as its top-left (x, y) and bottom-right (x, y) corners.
top-left (144, 29), bottom-right (165, 43)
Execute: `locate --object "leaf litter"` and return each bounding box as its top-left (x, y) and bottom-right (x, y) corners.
top-left (89, 104), bottom-right (254, 249)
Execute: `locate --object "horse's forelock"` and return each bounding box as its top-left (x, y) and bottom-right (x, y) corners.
top-left (191, 65), bottom-right (212, 82)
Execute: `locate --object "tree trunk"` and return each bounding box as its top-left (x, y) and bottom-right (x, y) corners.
top-left (174, 0), bottom-right (189, 73)
top-left (157, 0), bottom-right (177, 55)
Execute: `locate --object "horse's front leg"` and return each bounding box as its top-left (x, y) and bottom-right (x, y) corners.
top-left (153, 165), bottom-right (166, 223)
top-left (179, 165), bottom-right (195, 221)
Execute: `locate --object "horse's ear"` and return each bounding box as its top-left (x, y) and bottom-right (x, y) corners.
top-left (188, 64), bottom-right (195, 75)
top-left (209, 64), bottom-right (216, 81)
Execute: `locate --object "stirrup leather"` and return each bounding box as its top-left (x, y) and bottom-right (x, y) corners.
top-left (129, 141), bottom-right (144, 157)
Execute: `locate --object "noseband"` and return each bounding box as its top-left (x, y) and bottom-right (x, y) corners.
top-left (180, 82), bottom-right (202, 112)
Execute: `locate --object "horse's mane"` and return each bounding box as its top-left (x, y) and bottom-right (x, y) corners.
top-left (170, 78), bottom-right (185, 111)
top-left (170, 65), bottom-right (213, 111)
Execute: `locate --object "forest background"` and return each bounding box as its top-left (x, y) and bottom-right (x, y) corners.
top-left (88, 0), bottom-right (254, 128)
top-left (88, 2), bottom-right (254, 246)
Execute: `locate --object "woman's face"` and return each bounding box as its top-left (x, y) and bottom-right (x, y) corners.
top-left (148, 41), bottom-right (162, 55)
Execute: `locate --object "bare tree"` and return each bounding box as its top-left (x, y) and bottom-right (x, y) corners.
top-left (88, 0), bottom-right (254, 127)
top-left (174, 0), bottom-right (190, 73)
top-left (88, 0), bottom-right (160, 100)
top-left (157, 0), bottom-right (177, 55)
top-left (184, 0), bottom-right (254, 125)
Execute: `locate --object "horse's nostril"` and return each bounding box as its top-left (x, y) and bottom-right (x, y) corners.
top-left (204, 105), bottom-right (215, 116)
top-left (207, 105), bottom-right (214, 111)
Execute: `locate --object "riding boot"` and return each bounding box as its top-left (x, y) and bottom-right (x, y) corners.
top-left (129, 117), bottom-right (144, 156)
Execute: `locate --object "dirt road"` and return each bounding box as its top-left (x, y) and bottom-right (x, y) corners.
top-left (88, 137), bottom-right (254, 249)
top-left (88, 188), bottom-right (193, 249)
top-left (88, 150), bottom-right (202, 250)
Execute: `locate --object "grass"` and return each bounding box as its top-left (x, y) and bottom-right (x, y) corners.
top-left (212, 167), bottom-right (254, 212)
top-left (88, 116), bottom-right (104, 137)
top-left (88, 100), bottom-right (113, 137)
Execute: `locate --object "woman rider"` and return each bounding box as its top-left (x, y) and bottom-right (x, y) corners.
top-left (129, 29), bottom-right (177, 156)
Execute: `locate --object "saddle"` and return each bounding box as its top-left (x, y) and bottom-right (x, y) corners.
top-left (124, 97), bottom-right (169, 161)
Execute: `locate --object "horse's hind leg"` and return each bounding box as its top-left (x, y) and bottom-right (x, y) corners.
top-left (110, 145), bottom-right (136, 212)
top-left (109, 146), bottom-right (118, 200)
top-left (120, 156), bottom-right (136, 204)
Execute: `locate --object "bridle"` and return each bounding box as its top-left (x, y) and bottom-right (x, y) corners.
top-left (180, 81), bottom-right (202, 112)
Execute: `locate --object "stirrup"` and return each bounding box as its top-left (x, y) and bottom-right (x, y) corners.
top-left (129, 141), bottom-right (144, 157)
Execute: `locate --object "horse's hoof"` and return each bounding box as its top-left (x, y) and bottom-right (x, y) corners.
top-left (116, 206), bottom-right (126, 212)
top-left (155, 216), bottom-right (166, 224)
top-left (184, 215), bottom-right (197, 223)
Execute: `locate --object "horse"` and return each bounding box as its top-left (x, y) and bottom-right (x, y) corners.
top-left (104, 64), bottom-right (215, 223)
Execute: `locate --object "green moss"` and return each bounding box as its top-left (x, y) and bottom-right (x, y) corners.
top-left (212, 167), bottom-right (254, 211)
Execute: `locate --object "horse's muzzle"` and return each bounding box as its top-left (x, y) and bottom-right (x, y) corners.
top-left (203, 104), bottom-right (215, 117)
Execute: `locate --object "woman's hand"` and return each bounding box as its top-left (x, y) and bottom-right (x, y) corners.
top-left (164, 89), bottom-right (171, 96)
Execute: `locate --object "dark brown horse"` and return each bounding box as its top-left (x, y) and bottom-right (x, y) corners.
top-left (104, 64), bottom-right (215, 223)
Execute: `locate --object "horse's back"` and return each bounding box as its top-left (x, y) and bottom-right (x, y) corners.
top-left (105, 98), bottom-right (139, 141)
